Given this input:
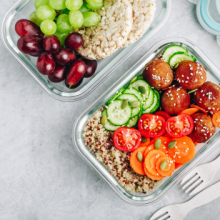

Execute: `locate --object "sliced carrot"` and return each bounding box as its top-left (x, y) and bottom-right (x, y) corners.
top-left (130, 147), bottom-right (147, 175)
top-left (175, 163), bottom-right (183, 169)
top-left (143, 165), bottom-right (164, 181)
top-left (156, 156), bottom-right (175, 177)
top-left (144, 150), bottom-right (166, 175)
top-left (212, 111), bottom-right (220, 128)
top-left (150, 136), bottom-right (171, 155)
top-left (190, 104), bottom-right (208, 114)
top-left (168, 136), bottom-right (195, 164)
top-left (143, 144), bottom-right (154, 158)
top-left (139, 137), bottom-right (151, 147)
top-left (180, 108), bottom-right (199, 115)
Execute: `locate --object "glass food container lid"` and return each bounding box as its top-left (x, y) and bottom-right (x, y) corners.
top-left (189, 0), bottom-right (220, 46)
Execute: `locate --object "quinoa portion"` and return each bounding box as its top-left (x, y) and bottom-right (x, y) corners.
top-left (83, 109), bottom-right (160, 194)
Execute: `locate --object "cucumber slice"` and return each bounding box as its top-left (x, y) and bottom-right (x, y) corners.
top-left (143, 90), bottom-right (160, 114)
top-left (101, 109), bottom-right (121, 131)
top-left (168, 52), bottom-right (196, 69)
top-left (106, 86), bottom-right (127, 105)
top-left (127, 116), bottom-right (139, 128)
top-left (162, 45), bottom-right (188, 62)
top-left (123, 88), bottom-right (144, 102)
top-left (107, 100), bottom-right (132, 126)
top-left (129, 79), bottom-right (150, 100)
top-left (143, 88), bottom-right (154, 110)
top-left (117, 93), bottom-right (141, 117)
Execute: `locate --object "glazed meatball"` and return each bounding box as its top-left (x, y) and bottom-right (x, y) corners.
top-left (194, 81), bottom-right (220, 114)
top-left (162, 87), bottom-right (190, 115)
top-left (143, 59), bottom-right (173, 90)
top-left (189, 113), bottom-right (215, 143)
top-left (175, 61), bottom-right (206, 90)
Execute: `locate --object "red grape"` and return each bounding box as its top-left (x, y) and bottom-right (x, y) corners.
top-left (83, 59), bottom-right (97, 78)
top-left (54, 48), bottom-right (76, 66)
top-left (43, 35), bottom-right (60, 54)
top-left (15, 19), bottom-right (44, 38)
top-left (65, 32), bottom-right (83, 50)
top-left (65, 77), bottom-right (83, 89)
top-left (17, 36), bottom-right (44, 56)
top-left (48, 64), bottom-right (66, 83)
top-left (65, 60), bottom-right (86, 87)
top-left (37, 52), bottom-right (56, 75)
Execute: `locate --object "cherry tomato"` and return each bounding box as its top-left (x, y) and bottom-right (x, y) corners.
top-left (113, 127), bottom-right (141, 152)
top-left (155, 111), bottom-right (171, 121)
top-left (138, 114), bottom-right (166, 138)
top-left (166, 113), bottom-right (194, 138)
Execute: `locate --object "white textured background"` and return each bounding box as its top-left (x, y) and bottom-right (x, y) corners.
top-left (1, 0), bottom-right (220, 219)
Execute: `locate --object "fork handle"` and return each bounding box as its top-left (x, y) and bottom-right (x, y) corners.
top-left (183, 181), bottom-right (220, 212)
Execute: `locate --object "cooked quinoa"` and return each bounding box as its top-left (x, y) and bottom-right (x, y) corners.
top-left (83, 108), bottom-right (160, 194)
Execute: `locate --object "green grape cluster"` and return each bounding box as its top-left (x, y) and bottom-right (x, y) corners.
top-left (31, 0), bottom-right (102, 36)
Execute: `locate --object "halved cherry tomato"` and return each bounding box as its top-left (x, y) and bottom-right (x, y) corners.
top-left (155, 111), bottom-right (171, 121)
top-left (166, 113), bottom-right (194, 138)
top-left (113, 127), bottom-right (141, 152)
top-left (138, 114), bottom-right (166, 138)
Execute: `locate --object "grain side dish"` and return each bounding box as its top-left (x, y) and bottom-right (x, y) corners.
top-left (83, 109), bottom-right (160, 193)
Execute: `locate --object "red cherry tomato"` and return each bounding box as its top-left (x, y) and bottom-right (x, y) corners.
top-left (155, 111), bottom-right (171, 121)
top-left (166, 113), bottom-right (194, 138)
top-left (113, 127), bottom-right (141, 152)
top-left (138, 114), bottom-right (166, 138)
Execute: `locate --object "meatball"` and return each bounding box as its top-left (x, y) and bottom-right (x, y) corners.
top-left (194, 81), bottom-right (220, 114)
top-left (189, 113), bottom-right (215, 143)
top-left (143, 59), bottom-right (173, 90)
top-left (175, 61), bottom-right (206, 90)
top-left (162, 87), bottom-right (190, 115)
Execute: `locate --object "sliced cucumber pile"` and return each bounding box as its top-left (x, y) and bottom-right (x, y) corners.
top-left (162, 45), bottom-right (188, 62)
top-left (143, 90), bottom-right (160, 114)
top-left (129, 79), bottom-right (150, 100)
top-left (101, 109), bottom-right (121, 131)
top-left (106, 86), bottom-right (127, 105)
top-left (127, 116), bottom-right (139, 128)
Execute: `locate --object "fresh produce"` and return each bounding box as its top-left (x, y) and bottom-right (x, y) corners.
top-left (43, 35), bottom-right (60, 54)
top-left (113, 127), bottom-right (142, 152)
top-left (139, 137), bottom-right (151, 147)
top-left (66, 0), bottom-right (83, 10)
top-left (35, 0), bottom-right (49, 9)
top-left (166, 114), bottom-right (194, 138)
top-left (48, 64), bottom-right (66, 82)
top-left (69, 10), bottom-right (84, 28)
top-left (162, 87), bottom-right (190, 115)
top-left (15, 19), bottom-right (44, 38)
top-left (180, 108), bottom-right (199, 115)
top-left (212, 111), bottom-right (220, 128)
top-left (40, 20), bottom-right (57, 35)
top-left (83, 12), bottom-right (100, 27)
top-left (190, 104), bottom-right (207, 114)
top-left (175, 61), bottom-right (206, 90)
top-left (56, 14), bottom-right (72, 33)
top-left (54, 48), bottom-right (76, 65)
top-left (49, 0), bottom-right (66, 10)
top-left (162, 45), bottom-right (188, 62)
top-left (189, 113), bottom-right (215, 143)
top-left (143, 59), bottom-right (173, 90)
top-left (156, 156), bottom-right (175, 177)
top-left (37, 52), bottom-right (56, 75)
top-left (65, 32), bottom-right (83, 50)
top-left (17, 36), bottom-right (44, 56)
top-left (155, 111), bottom-right (170, 121)
top-left (37, 5), bottom-right (56, 21)
top-left (30, 11), bottom-right (43, 26)
top-left (83, 60), bottom-right (97, 78)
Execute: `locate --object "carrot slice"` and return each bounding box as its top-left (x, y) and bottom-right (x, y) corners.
top-left (168, 136), bottom-right (195, 164)
top-left (143, 144), bottom-right (154, 158)
top-left (212, 111), bottom-right (220, 128)
top-left (156, 156), bottom-right (175, 177)
top-left (130, 147), bottom-right (147, 175)
top-left (140, 137), bottom-right (151, 147)
top-left (144, 150), bottom-right (166, 175)
top-left (181, 108), bottom-right (199, 115)
top-left (143, 165), bottom-right (164, 181)
top-left (175, 163), bottom-right (183, 169)
top-left (190, 104), bottom-right (208, 114)
top-left (149, 136), bottom-right (170, 155)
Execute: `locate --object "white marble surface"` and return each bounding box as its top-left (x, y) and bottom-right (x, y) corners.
top-left (1, 0), bottom-right (220, 219)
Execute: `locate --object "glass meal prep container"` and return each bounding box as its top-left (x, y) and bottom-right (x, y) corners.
top-left (72, 37), bottom-right (220, 206)
top-left (2, 0), bottom-right (171, 102)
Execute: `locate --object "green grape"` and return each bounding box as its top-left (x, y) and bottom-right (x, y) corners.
top-left (30, 11), bottom-right (43, 26)
top-left (57, 14), bottom-right (72, 33)
top-left (49, 0), bottom-right (66, 10)
top-left (86, 0), bottom-right (103, 5)
top-left (37, 5), bottom-right (56, 20)
top-left (69, 10), bottom-right (84, 28)
top-left (79, 2), bottom-right (90, 13)
top-left (54, 31), bottom-right (68, 46)
top-left (35, 0), bottom-right (49, 9)
top-left (86, 0), bottom-right (103, 10)
top-left (61, 8), bottom-right (70, 15)
top-left (83, 12), bottom-right (100, 27)
top-left (66, 0), bottom-right (83, 11)
top-left (40, 20), bottom-right (57, 35)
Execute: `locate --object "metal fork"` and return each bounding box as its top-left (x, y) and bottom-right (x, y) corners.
top-left (180, 155), bottom-right (220, 195)
top-left (150, 181), bottom-right (220, 220)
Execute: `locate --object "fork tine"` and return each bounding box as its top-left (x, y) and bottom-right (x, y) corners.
top-left (185, 178), bottom-right (202, 193)
top-left (156, 213), bottom-right (170, 220)
top-left (181, 171), bottom-right (197, 185)
top-left (150, 208), bottom-right (168, 220)
top-left (182, 174), bottom-right (199, 189)
top-left (189, 181), bottom-right (205, 196)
